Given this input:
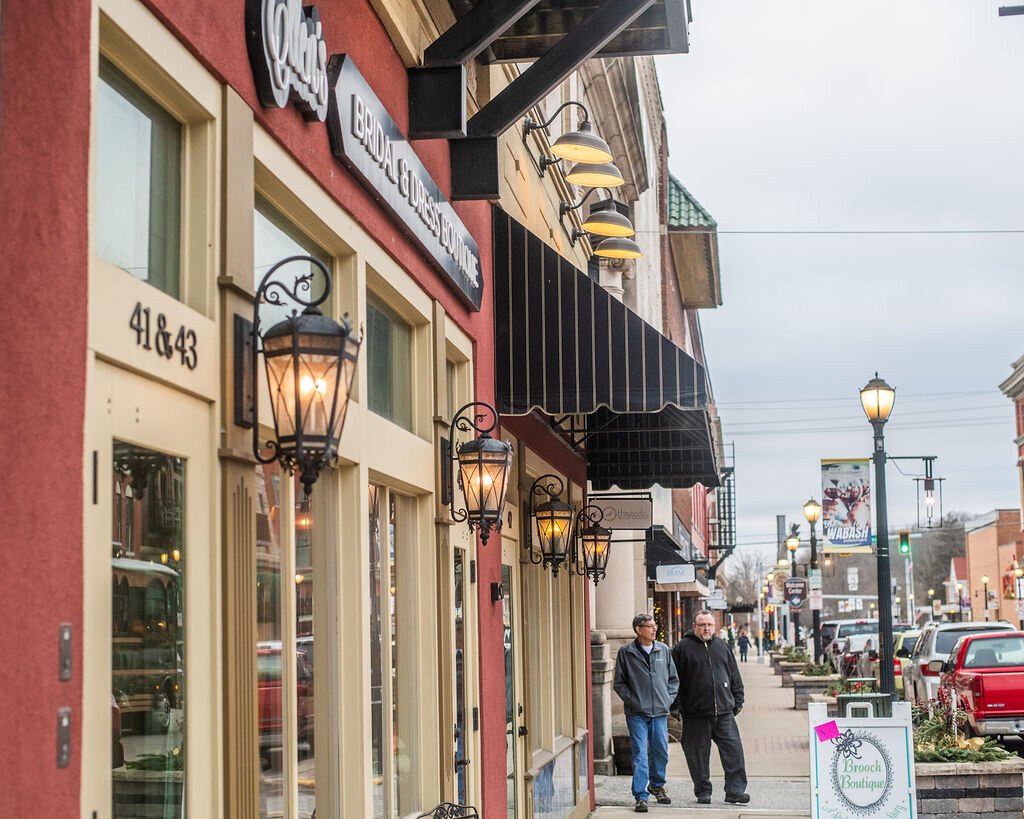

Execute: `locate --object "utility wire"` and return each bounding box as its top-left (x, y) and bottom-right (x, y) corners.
top-left (723, 405), bottom-right (1009, 426)
top-left (717, 389), bottom-right (1000, 407)
top-left (637, 229), bottom-right (1024, 235)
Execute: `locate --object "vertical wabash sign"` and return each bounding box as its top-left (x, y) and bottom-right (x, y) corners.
top-left (821, 459), bottom-right (873, 554)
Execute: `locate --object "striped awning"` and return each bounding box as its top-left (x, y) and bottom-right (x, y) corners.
top-left (493, 208), bottom-right (719, 490)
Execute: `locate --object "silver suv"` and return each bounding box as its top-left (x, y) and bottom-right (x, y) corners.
top-left (825, 619), bottom-right (879, 673)
top-left (903, 620), bottom-right (1015, 702)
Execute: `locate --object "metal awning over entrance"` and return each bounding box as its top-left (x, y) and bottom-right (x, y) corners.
top-left (494, 208), bottom-right (720, 490)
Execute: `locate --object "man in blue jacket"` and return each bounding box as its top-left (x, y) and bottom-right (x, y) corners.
top-left (613, 613), bottom-right (679, 813)
top-left (672, 609), bottom-right (749, 805)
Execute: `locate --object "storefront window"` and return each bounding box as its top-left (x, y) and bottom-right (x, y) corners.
top-left (295, 488), bottom-right (316, 818)
top-left (111, 443), bottom-right (185, 816)
top-left (366, 296), bottom-right (412, 431)
top-left (256, 461), bottom-right (284, 816)
top-left (96, 59), bottom-right (181, 298)
top-left (254, 195), bottom-right (330, 327)
top-left (368, 485), bottom-right (416, 817)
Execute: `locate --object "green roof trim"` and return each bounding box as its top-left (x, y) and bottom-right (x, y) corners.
top-left (667, 174), bottom-right (717, 229)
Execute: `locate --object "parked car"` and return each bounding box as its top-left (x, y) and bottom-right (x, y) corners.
top-left (931, 630), bottom-right (1024, 738)
top-left (825, 620), bottom-right (879, 672)
top-left (861, 629), bottom-right (920, 694)
top-left (257, 641), bottom-right (315, 759)
top-left (903, 621), bottom-right (1015, 703)
top-left (836, 633), bottom-right (879, 678)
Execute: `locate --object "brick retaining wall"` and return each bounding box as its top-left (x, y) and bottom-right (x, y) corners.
top-left (916, 759), bottom-right (1024, 819)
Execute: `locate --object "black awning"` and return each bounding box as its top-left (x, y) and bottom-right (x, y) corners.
top-left (587, 405), bottom-right (719, 490)
top-left (645, 525), bottom-right (689, 581)
top-left (494, 209), bottom-right (707, 415)
top-left (494, 208), bottom-right (719, 490)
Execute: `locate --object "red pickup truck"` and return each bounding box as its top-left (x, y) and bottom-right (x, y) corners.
top-left (931, 630), bottom-right (1024, 739)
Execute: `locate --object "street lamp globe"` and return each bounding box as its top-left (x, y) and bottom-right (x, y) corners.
top-left (981, 575), bottom-right (990, 584)
top-left (927, 588), bottom-right (935, 598)
top-left (860, 373), bottom-right (896, 423)
top-left (785, 535), bottom-right (800, 554)
top-left (803, 498), bottom-right (822, 524)
top-left (777, 558), bottom-right (789, 569)
top-left (766, 572), bottom-right (775, 583)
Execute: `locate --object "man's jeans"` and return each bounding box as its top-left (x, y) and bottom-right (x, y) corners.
top-left (682, 713), bottom-right (747, 798)
top-left (626, 714), bottom-right (669, 801)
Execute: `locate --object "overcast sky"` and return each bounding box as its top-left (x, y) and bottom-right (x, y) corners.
top-left (656, 2), bottom-right (1024, 564)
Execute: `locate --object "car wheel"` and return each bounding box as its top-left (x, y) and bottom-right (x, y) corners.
top-left (147, 691), bottom-right (172, 734)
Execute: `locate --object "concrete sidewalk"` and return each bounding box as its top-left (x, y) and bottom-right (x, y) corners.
top-left (591, 652), bottom-right (811, 816)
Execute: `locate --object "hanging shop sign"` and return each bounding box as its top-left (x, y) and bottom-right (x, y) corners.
top-left (821, 459), bottom-right (873, 554)
top-left (246, 7), bottom-right (483, 310)
top-left (246, 0), bottom-right (330, 122)
top-left (655, 563), bottom-right (696, 585)
top-left (807, 702), bottom-right (917, 819)
top-left (590, 495), bottom-right (653, 530)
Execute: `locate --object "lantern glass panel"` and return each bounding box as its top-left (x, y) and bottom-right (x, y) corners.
top-left (457, 441), bottom-right (512, 521)
top-left (535, 503), bottom-right (574, 559)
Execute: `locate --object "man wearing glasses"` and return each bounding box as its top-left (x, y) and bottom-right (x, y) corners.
top-left (613, 613), bottom-right (679, 812)
top-left (672, 609), bottom-right (749, 805)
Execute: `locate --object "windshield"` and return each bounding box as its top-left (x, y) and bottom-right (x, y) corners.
top-left (964, 636), bottom-right (1024, 668)
top-left (936, 627), bottom-right (1010, 654)
top-left (900, 635), bottom-right (919, 655)
top-left (838, 622), bottom-right (878, 637)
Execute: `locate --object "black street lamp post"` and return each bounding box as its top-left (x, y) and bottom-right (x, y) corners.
top-left (804, 498), bottom-right (823, 663)
top-left (861, 373), bottom-right (897, 699)
top-left (786, 531), bottom-right (800, 648)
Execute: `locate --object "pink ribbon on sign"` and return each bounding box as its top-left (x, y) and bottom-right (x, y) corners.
top-left (815, 720), bottom-right (840, 742)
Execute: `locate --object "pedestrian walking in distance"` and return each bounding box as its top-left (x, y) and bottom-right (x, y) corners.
top-left (672, 610), bottom-right (750, 805)
top-left (613, 613), bottom-right (679, 813)
top-left (737, 630), bottom-right (751, 663)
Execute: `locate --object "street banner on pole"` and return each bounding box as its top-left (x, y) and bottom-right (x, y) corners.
top-left (821, 459), bottom-right (873, 554)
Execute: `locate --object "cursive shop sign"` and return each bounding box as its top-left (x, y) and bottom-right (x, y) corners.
top-left (246, 0), bottom-right (330, 122)
top-left (326, 56), bottom-right (482, 310)
top-left (807, 702), bottom-right (916, 819)
top-left (245, 2), bottom-right (483, 310)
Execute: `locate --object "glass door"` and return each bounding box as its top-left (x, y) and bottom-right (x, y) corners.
top-left (501, 561), bottom-right (526, 819)
top-left (84, 359), bottom-right (215, 818)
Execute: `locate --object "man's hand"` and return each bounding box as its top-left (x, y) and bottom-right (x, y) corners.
top-left (733, 706), bottom-right (743, 717)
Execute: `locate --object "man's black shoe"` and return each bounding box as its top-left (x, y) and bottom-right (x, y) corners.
top-left (634, 799), bottom-right (649, 813)
top-left (696, 795), bottom-right (711, 804)
top-left (724, 793), bottom-right (751, 804)
top-left (647, 785), bottom-right (671, 805)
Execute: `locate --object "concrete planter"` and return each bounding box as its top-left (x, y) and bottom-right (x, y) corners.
top-left (915, 758), bottom-right (1024, 819)
top-left (808, 693), bottom-right (838, 717)
top-left (779, 661), bottom-right (808, 685)
top-left (769, 652), bottom-right (785, 671)
top-left (792, 674), bottom-right (841, 710)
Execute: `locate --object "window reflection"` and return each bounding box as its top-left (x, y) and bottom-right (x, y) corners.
top-left (256, 461), bottom-right (284, 816)
top-left (111, 443), bottom-right (185, 817)
top-left (295, 487), bottom-right (316, 818)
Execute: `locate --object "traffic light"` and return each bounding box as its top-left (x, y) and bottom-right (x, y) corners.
top-left (898, 530), bottom-right (911, 555)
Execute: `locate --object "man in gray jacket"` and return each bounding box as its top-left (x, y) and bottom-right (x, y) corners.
top-left (613, 613), bottom-right (679, 813)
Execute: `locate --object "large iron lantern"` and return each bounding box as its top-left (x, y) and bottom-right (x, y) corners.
top-left (238, 255), bottom-right (360, 496)
top-left (443, 402), bottom-right (513, 545)
top-left (576, 505), bottom-right (612, 585)
top-left (525, 475), bottom-right (576, 576)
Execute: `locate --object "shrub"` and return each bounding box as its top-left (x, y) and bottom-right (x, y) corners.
top-left (800, 662), bottom-right (834, 677)
top-left (911, 698), bottom-right (1018, 763)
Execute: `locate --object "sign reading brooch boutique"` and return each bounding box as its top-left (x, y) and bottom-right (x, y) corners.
top-left (807, 702), bottom-right (916, 818)
top-left (325, 55), bottom-right (483, 310)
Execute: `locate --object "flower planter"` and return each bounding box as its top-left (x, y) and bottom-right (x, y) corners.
top-left (779, 661), bottom-right (807, 686)
top-left (792, 674), bottom-right (841, 710)
top-left (915, 758), bottom-right (1024, 819)
top-left (112, 768), bottom-right (184, 819)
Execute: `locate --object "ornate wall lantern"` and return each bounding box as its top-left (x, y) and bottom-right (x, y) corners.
top-left (441, 402), bottom-right (513, 545)
top-left (524, 474), bottom-right (576, 576)
top-left (235, 255), bottom-right (360, 497)
top-left (575, 505), bottom-right (612, 585)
